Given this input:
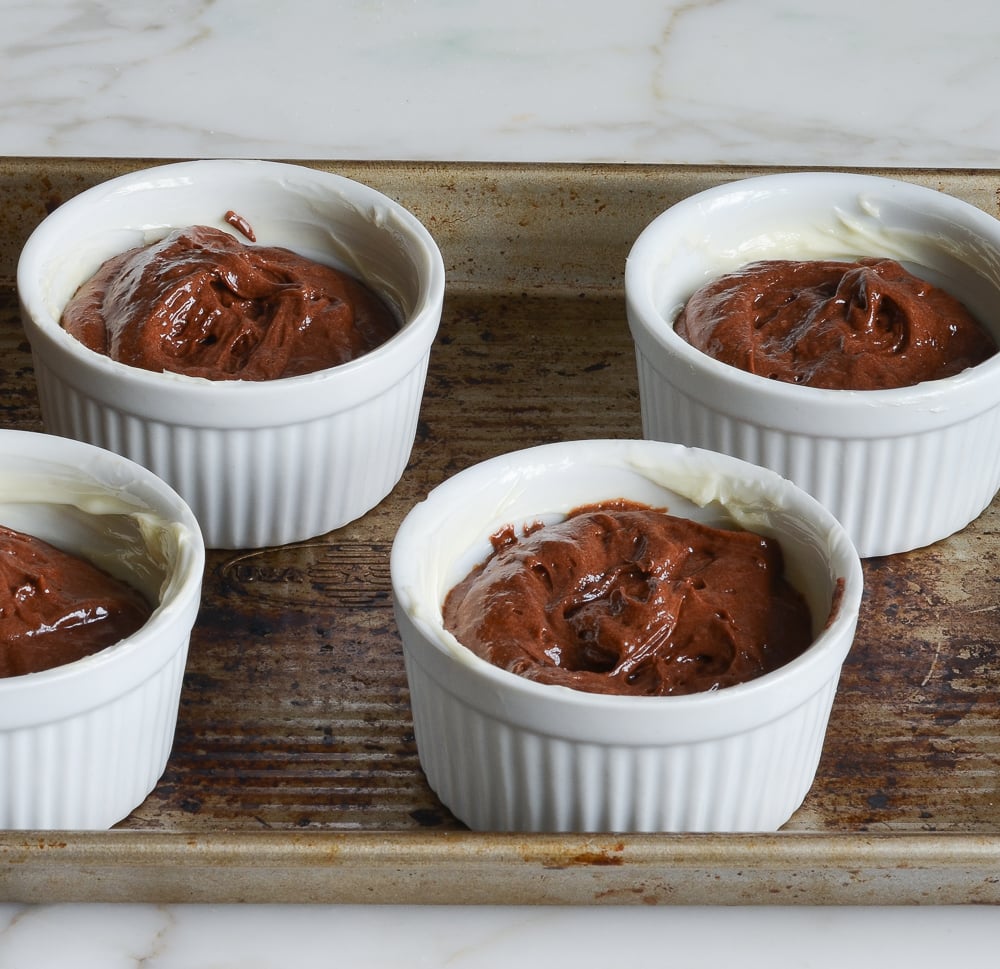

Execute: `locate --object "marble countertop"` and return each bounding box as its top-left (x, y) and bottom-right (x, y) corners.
top-left (3, 0), bottom-right (1000, 964)
top-left (6, 0), bottom-right (1000, 168)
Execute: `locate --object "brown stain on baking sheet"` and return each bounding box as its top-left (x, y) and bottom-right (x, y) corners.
top-left (532, 841), bottom-right (627, 870)
top-left (790, 523), bottom-right (1000, 834)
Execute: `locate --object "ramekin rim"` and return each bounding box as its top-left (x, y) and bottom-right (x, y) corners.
top-left (624, 169), bottom-right (1000, 407)
top-left (0, 428), bottom-right (206, 696)
top-left (391, 438), bottom-right (863, 713)
top-left (16, 158), bottom-right (446, 394)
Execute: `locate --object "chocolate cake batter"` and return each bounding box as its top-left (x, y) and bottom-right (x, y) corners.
top-left (442, 503), bottom-right (814, 697)
top-left (674, 258), bottom-right (996, 390)
top-left (0, 524), bottom-right (152, 677)
top-left (61, 223), bottom-right (399, 380)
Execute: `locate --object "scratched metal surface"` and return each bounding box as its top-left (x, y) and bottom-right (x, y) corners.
top-left (1, 159), bottom-right (1000, 904)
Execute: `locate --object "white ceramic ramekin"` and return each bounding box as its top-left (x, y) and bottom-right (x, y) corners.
top-left (391, 439), bottom-right (862, 833)
top-left (0, 429), bottom-right (204, 829)
top-left (17, 159), bottom-right (445, 549)
top-left (625, 171), bottom-right (1000, 558)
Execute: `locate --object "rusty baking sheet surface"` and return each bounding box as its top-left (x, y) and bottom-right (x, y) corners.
top-left (2, 158), bottom-right (1000, 905)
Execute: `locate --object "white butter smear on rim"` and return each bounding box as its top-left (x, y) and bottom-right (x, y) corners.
top-left (657, 191), bottom-right (1000, 332)
top-left (0, 467), bottom-right (195, 607)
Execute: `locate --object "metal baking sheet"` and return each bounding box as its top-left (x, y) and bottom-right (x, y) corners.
top-left (1, 158), bottom-right (1000, 905)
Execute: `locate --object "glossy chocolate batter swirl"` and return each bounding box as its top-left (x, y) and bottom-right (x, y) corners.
top-left (674, 258), bottom-right (996, 390)
top-left (61, 224), bottom-right (399, 380)
top-left (0, 524), bottom-right (152, 677)
top-left (442, 503), bottom-right (814, 697)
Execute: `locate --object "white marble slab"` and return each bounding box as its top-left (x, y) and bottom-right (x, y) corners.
top-left (3, 0), bottom-right (1000, 962)
top-left (1, 903), bottom-right (999, 968)
top-left (3, 0), bottom-right (1000, 167)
